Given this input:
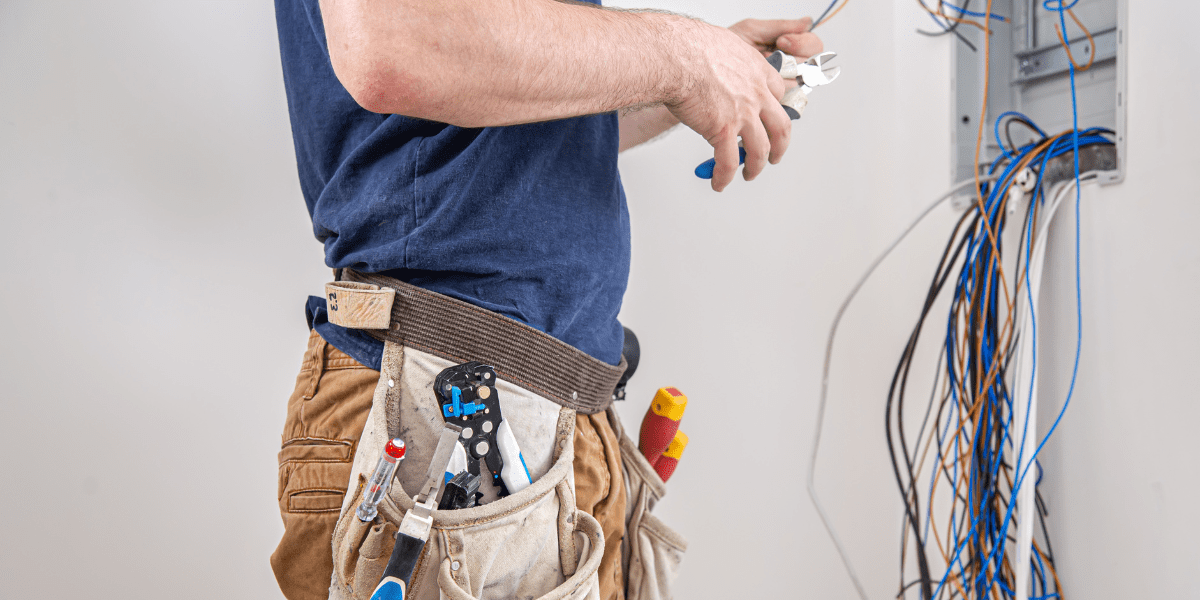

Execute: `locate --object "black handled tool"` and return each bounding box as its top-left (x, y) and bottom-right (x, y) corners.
top-left (370, 423), bottom-right (461, 600)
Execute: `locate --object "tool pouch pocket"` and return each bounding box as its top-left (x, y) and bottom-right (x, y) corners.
top-left (331, 409), bottom-right (602, 600)
top-left (329, 342), bottom-right (603, 600)
top-left (612, 410), bottom-right (688, 600)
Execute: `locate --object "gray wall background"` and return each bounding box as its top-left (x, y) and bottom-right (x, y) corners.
top-left (1, 1), bottom-right (1196, 598)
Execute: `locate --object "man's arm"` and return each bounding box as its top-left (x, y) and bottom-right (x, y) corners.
top-left (319, 0), bottom-right (790, 190)
top-left (617, 17), bottom-right (825, 154)
top-left (618, 106), bottom-right (680, 152)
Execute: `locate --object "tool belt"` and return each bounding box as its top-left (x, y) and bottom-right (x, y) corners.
top-left (323, 270), bottom-right (686, 600)
top-left (334, 268), bottom-right (626, 415)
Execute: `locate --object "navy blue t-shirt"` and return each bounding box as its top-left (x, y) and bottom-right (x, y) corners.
top-left (275, 0), bottom-right (630, 366)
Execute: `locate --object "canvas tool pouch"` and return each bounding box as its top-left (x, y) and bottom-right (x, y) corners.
top-left (606, 408), bottom-right (688, 600)
top-left (324, 270), bottom-right (689, 600)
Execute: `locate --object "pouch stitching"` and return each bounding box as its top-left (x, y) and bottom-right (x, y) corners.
top-left (637, 515), bottom-right (687, 551)
top-left (430, 485), bottom-right (556, 530)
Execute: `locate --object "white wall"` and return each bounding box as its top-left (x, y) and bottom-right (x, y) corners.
top-left (0, 1), bottom-right (1194, 598)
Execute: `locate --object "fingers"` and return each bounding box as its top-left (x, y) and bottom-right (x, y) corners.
top-left (762, 102), bottom-right (792, 165)
top-left (731, 17), bottom-right (815, 52)
top-left (710, 133), bottom-right (741, 192)
top-left (777, 31), bottom-right (824, 58)
top-left (757, 17), bottom-right (813, 36)
top-left (740, 120), bottom-right (770, 181)
top-left (765, 62), bottom-right (787, 101)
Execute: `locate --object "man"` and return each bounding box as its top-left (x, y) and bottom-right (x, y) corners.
top-left (271, 1), bottom-right (822, 599)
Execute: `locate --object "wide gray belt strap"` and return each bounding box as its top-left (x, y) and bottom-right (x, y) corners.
top-left (327, 268), bottom-right (626, 414)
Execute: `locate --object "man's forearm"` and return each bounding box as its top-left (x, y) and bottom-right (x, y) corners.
top-left (618, 105), bottom-right (680, 152)
top-left (321, 0), bottom-right (697, 127)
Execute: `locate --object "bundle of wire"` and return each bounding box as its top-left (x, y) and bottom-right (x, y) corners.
top-left (806, 2), bottom-right (1107, 599)
top-left (885, 117), bottom-right (1112, 600)
top-left (913, 0), bottom-right (1007, 52)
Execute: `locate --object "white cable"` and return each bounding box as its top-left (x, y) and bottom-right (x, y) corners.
top-left (1011, 175), bottom-right (1088, 600)
top-left (807, 177), bottom-right (998, 600)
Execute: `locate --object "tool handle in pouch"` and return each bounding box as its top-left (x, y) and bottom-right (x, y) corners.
top-left (655, 430), bottom-right (689, 483)
top-left (694, 147), bottom-right (746, 180)
top-left (496, 419), bottom-right (532, 494)
top-left (639, 387), bottom-right (687, 467)
top-left (371, 532), bottom-right (426, 600)
top-left (372, 502), bottom-right (435, 600)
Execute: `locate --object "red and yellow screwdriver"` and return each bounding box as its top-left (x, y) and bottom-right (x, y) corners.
top-left (638, 387), bottom-right (689, 482)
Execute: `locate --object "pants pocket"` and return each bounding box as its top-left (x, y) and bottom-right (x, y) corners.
top-left (272, 330), bottom-right (376, 600)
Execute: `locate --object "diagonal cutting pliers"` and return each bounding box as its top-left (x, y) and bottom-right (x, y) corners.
top-left (695, 50), bottom-right (841, 179)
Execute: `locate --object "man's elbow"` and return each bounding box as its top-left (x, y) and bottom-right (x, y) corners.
top-left (331, 48), bottom-right (427, 115)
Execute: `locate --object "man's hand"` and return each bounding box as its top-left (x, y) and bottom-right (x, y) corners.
top-left (665, 21), bottom-right (792, 191)
top-left (320, 0), bottom-right (823, 191)
top-left (727, 17), bottom-right (825, 59)
top-left (619, 17), bottom-right (825, 191)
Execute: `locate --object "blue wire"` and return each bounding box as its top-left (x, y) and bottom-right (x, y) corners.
top-left (1008, 0), bottom-right (1087, 516)
top-left (942, 1), bottom-right (1008, 21)
top-left (994, 111), bottom-right (1049, 158)
top-left (811, 0), bottom-right (841, 28)
top-left (926, 116), bottom-right (1111, 597)
top-left (987, 3), bottom-right (1091, 594)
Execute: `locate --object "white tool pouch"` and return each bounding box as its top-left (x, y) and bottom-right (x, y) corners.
top-left (610, 410), bottom-right (688, 600)
top-left (329, 341), bottom-right (603, 600)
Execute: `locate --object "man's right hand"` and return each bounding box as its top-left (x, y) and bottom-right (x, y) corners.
top-left (665, 21), bottom-right (792, 192)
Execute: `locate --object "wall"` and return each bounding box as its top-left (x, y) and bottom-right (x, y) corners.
top-left (0, 1), bottom-right (1194, 598)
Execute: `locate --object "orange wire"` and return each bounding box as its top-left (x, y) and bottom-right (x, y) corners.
top-left (914, 0), bottom-right (990, 32)
top-left (1054, 8), bottom-right (1096, 72)
top-left (814, 0), bottom-right (851, 29)
top-left (903, 0), bottom-right (1085, 589)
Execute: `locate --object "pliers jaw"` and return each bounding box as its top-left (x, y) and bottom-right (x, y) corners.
top-left (767, 50), bottom-right (841, 119)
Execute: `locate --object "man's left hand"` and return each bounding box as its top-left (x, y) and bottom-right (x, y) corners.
top-left (728, 17), bottom-right (824, 60)
top-left (617, 16), bottom-right (824, 155)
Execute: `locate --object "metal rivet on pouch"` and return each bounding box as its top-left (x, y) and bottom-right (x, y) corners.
top-left (451, 561), bottom-right (461, 571)
top-left (388, 379), bottom-right (395, 388)
top-left (571, 391), bottom-right (578, 400)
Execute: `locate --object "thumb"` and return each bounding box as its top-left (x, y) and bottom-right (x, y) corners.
top-left (758, 17), bottom-right (813, 38)
top-left (777, 31), bottom-right (824, 58)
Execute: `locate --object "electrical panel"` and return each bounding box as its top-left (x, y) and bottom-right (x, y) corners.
top-left (951, 0), bottom-right (1126, 184)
